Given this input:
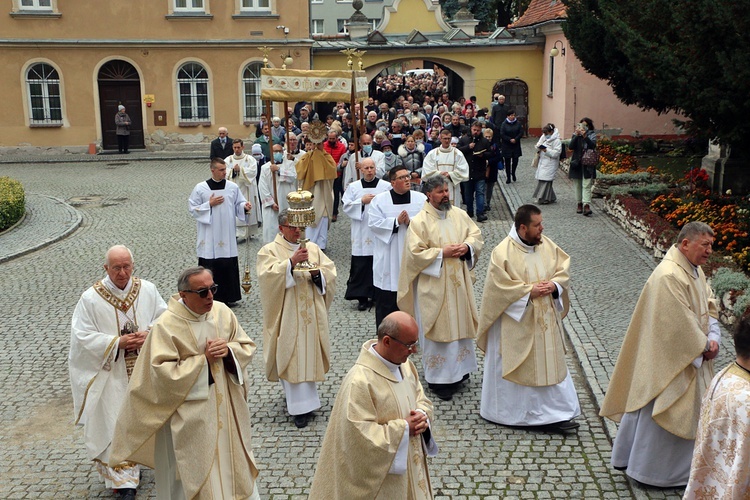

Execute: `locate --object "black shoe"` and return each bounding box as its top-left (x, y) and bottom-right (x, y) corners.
top-left (506, 179), bottom-right (511, 184)
top-left (583, 204), bottom-right (593, 216)
top-left (467, 213), bottom-right (474, 218)
top-left (357, 301), bottom-right (368, 311)
top-left (293, 413), bottom-right (309, 428)
top-left (117, 488), bottom-right (136, 500)
top-left (227, 301), bottom-right (240, 308)
top-left (544, 420), bottom-right (580, 432)
top-left (512, 174), bottom-right (517, 182)
top-left (429, 383), bottom-right (454, 401)
top-left (477, 214), bottom-right (488, 222)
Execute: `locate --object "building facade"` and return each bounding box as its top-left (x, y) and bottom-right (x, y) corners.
top-left (310, 0), bottom-right (389, 36)
top-left (0, 0), bottom-right (312, 153)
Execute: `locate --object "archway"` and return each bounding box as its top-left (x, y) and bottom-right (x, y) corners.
top-left (492, 79), bottom-right (529, 136)
top-left (98, 60), bottom-right (144, 150)
top-left (368, 59), bottom-right (465, 107)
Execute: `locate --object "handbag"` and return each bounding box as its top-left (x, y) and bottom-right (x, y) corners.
top-left (531, 151), bottom-right (540, 169)
top-left (581, 145), bottom-right (599, 168)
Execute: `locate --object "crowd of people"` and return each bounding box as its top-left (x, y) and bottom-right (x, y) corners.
top-left (67, 84), bottom-right (748, 498)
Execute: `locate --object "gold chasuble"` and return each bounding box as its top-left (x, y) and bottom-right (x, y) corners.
top-left (109, 296), bottom-right (259, 499)
top-left (397, 203), bottom-right (483, 343)
top-left (256, 234), bottom-right (337, 382)
top-left (600, 245), bottom-right (719, 440)
top-left (476, 234), bottom-right (570, 387)
top-left (296, 148), bottom-right (337, 226)
top-left (309, 340), bottom-right (434, 499)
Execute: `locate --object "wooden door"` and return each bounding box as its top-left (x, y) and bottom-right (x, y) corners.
top-left (98, 61), bottom-right (144, 150)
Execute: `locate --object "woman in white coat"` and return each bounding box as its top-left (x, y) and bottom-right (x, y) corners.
top-left (532, 123), bottom-right (562, 204)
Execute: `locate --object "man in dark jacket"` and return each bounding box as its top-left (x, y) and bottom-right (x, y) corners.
top-left (457, 122), bottom-right (492, 222)
top-left (490, 95), bottom-right (507, 126)
top-left (210, 127), bottom-right (233, 160)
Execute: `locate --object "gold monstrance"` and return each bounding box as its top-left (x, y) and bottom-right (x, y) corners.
top-left (286, 188), bottom-right (318, 271)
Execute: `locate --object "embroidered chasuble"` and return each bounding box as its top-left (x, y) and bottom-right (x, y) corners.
top-left (397, 203), bottom-right (484, 343)
top-left (256, 234), bottom-right (337, 383)
top-left (109, 297), bottom-right (259, 499)
top-left (70, 276), bottom-right (167, 486)
top-left (368, 190), bottom-right (427, 292)
top-left (309, 340), bottom-right (436, 499)
top-left (476, 229), bottom-right (571, 387)
top-left (421, 147), bottom-right (469, 203)
top-left (684, 363), bottom-right (750, 498)
top-left (296, 148), bottom-right (337, 226)
top-left (599, 244), bottom-right (719, 440)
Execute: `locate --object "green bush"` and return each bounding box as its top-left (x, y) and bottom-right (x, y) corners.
top-left (597, 171), bottom-right (653, 183)
top-left (608, 183), bottom-right (669, 198)
top-left (713, 267), bottom-right (750, 298)
top-left (0, 177), bottom-right (25, 231)
top-left (734, 288), bottom-right (750, 318)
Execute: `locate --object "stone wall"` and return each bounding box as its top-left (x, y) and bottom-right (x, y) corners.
top-left (603, 196), bottom-right (671, 258)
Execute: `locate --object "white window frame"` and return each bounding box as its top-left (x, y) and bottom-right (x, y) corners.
top-left (177, 63), bottom-right (210, 123)
top-left (312, 19), bottom-right (324, 35)
top-left (310, 0), bottom-right (323, 3)
top-left (371, 18), bottom-right (381, 29)
top-left (337, 19), bottom-right (348, 34)
top-left (26, 63), bottom-right (63, 125)
top-left (240, 0), bottom-right (270, 11)
top-left (20, 0), bottom-right (52, 9)
top-left (174, 0), bottom-right (204, 12)
top-left (242, 62), bottom-right (263, 122)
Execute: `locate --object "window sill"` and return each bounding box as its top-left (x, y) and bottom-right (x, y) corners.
top-left (232, 12), bottom-right (279, 19)
top-left (30, 122), bottom-right (63, 128)
top-left (546, 93), bottom-right (554, 98)
top-left (179, 121), bottom-right (212, 127)
top-left (10, 11), bottom-right (62, 19)
top-left (165, 13), bottom-right (213, 20)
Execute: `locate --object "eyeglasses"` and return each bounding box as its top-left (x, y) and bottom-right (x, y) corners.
top-left (109, 265), bottom-right (133, 273)
top-left (388, 335), bottom-right (419, 350)
top-left (394, 174), bottom-right (411, 181)
top-left (184, 284), bottom-right (218, 298)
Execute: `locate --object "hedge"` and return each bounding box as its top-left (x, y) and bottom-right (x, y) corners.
top-left (0, 177), bottom-right (25, 231)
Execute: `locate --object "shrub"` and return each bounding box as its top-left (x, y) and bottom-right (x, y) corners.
top-left (0, 177), bottom-right (25, 231)
top-left (609, 183), bottom-right (669, 198)
top-left (713, 268), bottom-right (750, 298)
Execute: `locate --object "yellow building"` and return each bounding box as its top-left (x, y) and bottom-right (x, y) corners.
top-left (0, 0), bottom-right (312, 152)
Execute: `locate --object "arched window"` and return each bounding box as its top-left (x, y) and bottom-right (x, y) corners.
top-left (242, 62), bottom-right (263, 122)
top-left (177, 62), bottom-right (210, 122)
top-left (26, 63), bottom-right (62, 125)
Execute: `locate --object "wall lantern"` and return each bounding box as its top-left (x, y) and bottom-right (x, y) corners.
top-left (550, 40), bottom-right (566, 57)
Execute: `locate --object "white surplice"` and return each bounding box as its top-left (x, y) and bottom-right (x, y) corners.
top-left (258, 159), bottom-right (297, 243)
top-left (367, 190), bottom-right (427, 292)
top-left (188, 180), bottom-right (248, 259)
top-left (421, 146), bottom-right (469, 204)
top-left (69, 276), bottom-right (167, 489)
top-left (225, 153), bottom-right (261, 238)
top-left (343, 149), bottom-right (386, 191)
top-left (342, 179), bottom-right (392, 256)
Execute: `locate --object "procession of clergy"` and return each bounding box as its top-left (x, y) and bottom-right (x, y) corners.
top-left (69, 120), bottom-right (747, 499)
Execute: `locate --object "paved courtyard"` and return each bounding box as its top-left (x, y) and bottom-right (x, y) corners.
top-left (0, 142), bottom-right (732, 498)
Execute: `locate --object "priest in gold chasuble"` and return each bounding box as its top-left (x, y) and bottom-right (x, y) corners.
top-left (397, 175), bottom-right (484, 401)
top-left (476, 205), bottom-right (580, 431)
top-left (309, 312), bottom-right (438, 499)
top-left (110, 267), bottom-right (260, 499)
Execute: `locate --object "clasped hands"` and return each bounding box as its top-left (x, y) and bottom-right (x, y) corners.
top-left (530, 280), bottom-right (556, 299)
top-left (703, 340), bottom-right (719, 361)
top-left (205, 338), bottom-right (229, 363)
top-left (119, 331), bottom-right (148, 350)
top-left (443, 243), bottom-right (469, 259)
top-left (406, 410), bottom-right (429, 436)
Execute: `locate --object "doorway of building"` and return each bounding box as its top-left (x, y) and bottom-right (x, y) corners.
top-left (98, 60), bottom-right (144, 150)
top-left (492, 79), bottom-right (529, 136)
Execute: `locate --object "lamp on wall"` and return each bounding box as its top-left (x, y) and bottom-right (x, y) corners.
top-left (550, 40), bottom-right (566, 57)
top-left (276, 25), bottom-right (293, 69)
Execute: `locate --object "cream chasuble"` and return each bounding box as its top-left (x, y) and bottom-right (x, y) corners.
top-left (225, 153), bottom-right (261, 237)
top-left (109, 297), bottom-right (259, 499)
top-left (258, 159), bottom-right (297, 243)
top-left (70, 276), bottom-right (167, 488)
top-left (477, 227), bottom-right (571, 387)
top-left (421, 147), bottom-right (469, 204)
top-left (188, 180), bottom-right (247, 259)
top-left (256, 234), bottom-right (337, 383)
top-left (684, 363), bottom-right (750, 498)
top-left (600, 244), bottom-right (719, 440)
top-left (309, 340), bottom-right (436, 500)
top-left (368, 190), bottom-right (427, 292)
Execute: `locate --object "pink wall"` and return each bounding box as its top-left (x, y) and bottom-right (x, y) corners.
top-left (541, 36), bottom-right (685, 140)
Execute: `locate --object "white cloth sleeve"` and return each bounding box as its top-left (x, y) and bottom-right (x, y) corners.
top-left (185, 361), bottom-right (210, 401)
top-left (388, 425), bottom-right (410, 475)
top-left (415, 409), bottom-right (439, 457)
top-left (285, 259), bottom-right (296, 289)
top-left (506, 294), bottom-right (530, 322)
top-left (708, 317), bottom-right (721, 345)
top-left (552, 281), bottom-right (564, 310)
top-left (421, 251), bottom-right (443, 278)
top-left (226, 347), bottom-right (244, 386)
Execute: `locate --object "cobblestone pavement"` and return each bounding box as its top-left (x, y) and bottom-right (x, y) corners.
top-left (0, 145), bottom-right (732, 498)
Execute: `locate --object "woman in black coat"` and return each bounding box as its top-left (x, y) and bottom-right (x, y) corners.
top-left (499, 109), bottom-right (523, 183)
top-left (568, 117), bottom-right (597, 216)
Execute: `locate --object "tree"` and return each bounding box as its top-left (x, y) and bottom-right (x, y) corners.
top-left (562, 0), bottom-right (750, 146)
top-left (439, 0), bottom-right (531, 32)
